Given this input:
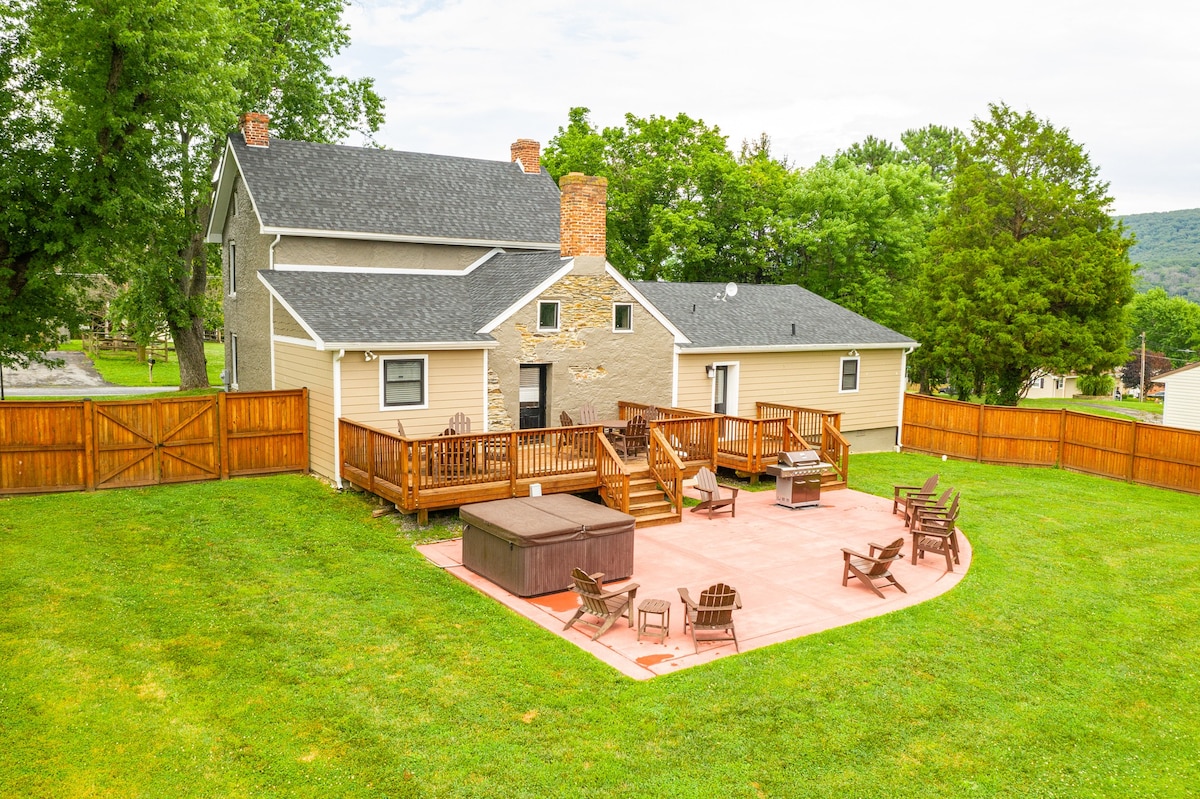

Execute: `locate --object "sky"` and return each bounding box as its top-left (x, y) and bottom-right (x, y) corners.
top-left (332, 0), bottom-right (1200, 216)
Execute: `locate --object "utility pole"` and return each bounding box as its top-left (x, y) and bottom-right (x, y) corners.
top-left (1140, 330), bottom-right (1147, 401)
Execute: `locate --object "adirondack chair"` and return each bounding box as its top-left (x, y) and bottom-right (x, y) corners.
top-left (678, 583), bottom-right (742, 653)
top-left (448, 412), bottom-right (472, 434)
top-left (562, 568), bottom-right (640, 641)
top-left (434, 426), bottom-right (476, 477)
top-left (557, 411), bottom-right (589, 458)
top-left (396, 420), bottom-right (406, 436)
top-left (893, 473), bottom-right (938, 516)
top-left (579, 403), bottom-right (598, 425)
top-left (613, 415), bottom-right (648, 459)
top-left (905, 486), bottom-right (954, 531)
top-left (911, 492), bottom-right (962, 571)
top-left (841, 538), bottom-right (908, 598)
top-left (690, 466), bottom-right (738, 519)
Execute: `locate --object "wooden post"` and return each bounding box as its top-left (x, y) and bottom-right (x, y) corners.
top-left (218, 392), bottom-right (230, 480)
top-left (366, 426), bottom-right (376, 495)
top-left (1127, 420), bottom-right (1138, 483)
top-left (82, 399), bottom-right (96, 492)
top-left (976, 404), bottom-right (985, 462)
top-left (1057, 408), bottom-right (1067, 468)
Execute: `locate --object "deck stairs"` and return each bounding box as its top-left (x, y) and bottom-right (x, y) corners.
top-left (622, 466), bottom-right (682, 528)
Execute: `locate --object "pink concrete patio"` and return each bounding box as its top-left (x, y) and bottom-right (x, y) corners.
top-left (416, 486), bottom-right (971, 679)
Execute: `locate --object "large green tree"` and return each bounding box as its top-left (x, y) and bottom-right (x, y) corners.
top-left (912, 104), bottom-right (1135, 405)
top-left (1127, 287), bottom-right (1200, 367)
top-left (3, 0), bottom-right (382, 389)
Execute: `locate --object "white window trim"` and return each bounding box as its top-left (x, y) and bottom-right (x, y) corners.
top-left (228, 242), bottom-right (237, 296)
top-left (710, 361), bottom-right (740, 415)
top-left (537, 300), bottom-right (560, 332)
top-left (839, 356), bottom-right (860, 393)
top-left (612, 302), bottom-right (634, 333)
top-left (229, 333), bottom-right (239, 390)
top-left (379, 354), bottom-right (429, 411)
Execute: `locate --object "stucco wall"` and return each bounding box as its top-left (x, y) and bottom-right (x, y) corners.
top-left (487, 271), bottom-right (675, 428)
top-left (221, 175), bottom-right (275, 391)
top-left (676, 348), bottom-right (906, 448)
top-left (272, 341), bottom-right (336, 479)
top-left (272, 297), bottom-right (311, 340)
top-left (274, 238), bottom-right (498, 271)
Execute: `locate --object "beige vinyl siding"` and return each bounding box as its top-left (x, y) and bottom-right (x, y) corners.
top-left (675, 349), bottom-right (906, 432)
top-left (340, 349), bottom-right (487, 437)
top-left (273, 341), bottom-right (337, 479)
top-left (1162, 367), bottom-right (1200, 431)
top-left (272, 298), bottom-right (311, 340)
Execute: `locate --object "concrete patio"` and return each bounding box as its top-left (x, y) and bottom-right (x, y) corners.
top-left (416, 485), bottom-right (971, 679)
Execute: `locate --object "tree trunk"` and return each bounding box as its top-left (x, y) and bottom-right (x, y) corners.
top-left (173, 220), bottom-right (212, 391)
top-left (171, 314), bottom-right (209, 390)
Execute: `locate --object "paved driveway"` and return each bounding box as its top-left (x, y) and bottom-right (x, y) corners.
top-left (0, 351), bottom-right (175, 397)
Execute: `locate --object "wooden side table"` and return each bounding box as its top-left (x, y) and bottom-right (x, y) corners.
top-left (637, 598), bottom-right (670, 644)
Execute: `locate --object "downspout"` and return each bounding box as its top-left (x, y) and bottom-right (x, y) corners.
top-left (332, 348), bottom-right (345, 489)
top-left (268, 234), bottom-right (281, 389)
top-left (896, 347), bottom-right (914, 452)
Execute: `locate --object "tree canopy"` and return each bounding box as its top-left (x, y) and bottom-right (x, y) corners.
top-left (911, 104), bottom-right (1135, 404)
top-left (1, 0), bottom-right (383, 387)
top-left (1127, 288), bottom-right (1200, 367)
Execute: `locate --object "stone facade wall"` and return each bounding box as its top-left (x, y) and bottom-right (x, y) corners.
top-left (488, 271), bottom-right (674, 428)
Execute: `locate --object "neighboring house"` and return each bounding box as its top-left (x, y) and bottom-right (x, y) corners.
top-left (206, 113), bottom-right (916, 481)
top-left (1024, 371), bottom-right (1079, 399)
top-left (1156, 362), bottom-right (1200, 431)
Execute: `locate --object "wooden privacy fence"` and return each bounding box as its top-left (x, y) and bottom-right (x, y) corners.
top-left (902, 393), bottom-right (1200, 494)
top-left (0, 389), bottom-right (308, 496)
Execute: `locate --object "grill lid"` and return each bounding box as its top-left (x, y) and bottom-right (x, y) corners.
top-left (779, 450), bottom-right (820, 467)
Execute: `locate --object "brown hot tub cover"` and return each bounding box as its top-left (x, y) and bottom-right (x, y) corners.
top-left (460, 494), bottom-right (636, 597)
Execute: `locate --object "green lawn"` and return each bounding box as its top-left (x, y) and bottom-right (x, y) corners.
top-left (58, 339), bottom-right (225, 387)
top-left (1019, 396), bottom-right (1163, 420)
top-left (2, 457), bottom-right (1197, 797)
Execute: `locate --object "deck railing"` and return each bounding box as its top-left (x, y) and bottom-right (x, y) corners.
top-left (596, 434), bottom-right (631, 513)
top-left (819, 419), bottom-right (851, 485)
top-left (647, 428), bottom-right (685, 515)
top-left (756, 402), bottom-right (842, 448)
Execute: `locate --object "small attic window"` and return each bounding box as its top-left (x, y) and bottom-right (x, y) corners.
top-left (230, 191), bottom-right (237, 217)
top-left (613, 303), bottom-right (633, 332)
top-left (538, 301), bottom-right (560, 332)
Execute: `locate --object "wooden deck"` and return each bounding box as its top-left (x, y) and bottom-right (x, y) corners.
top-left (339, 403), bottom-right (849, 525)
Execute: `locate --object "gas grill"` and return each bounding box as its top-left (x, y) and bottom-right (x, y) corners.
top-left (765, 450), bottom-right (830, 509)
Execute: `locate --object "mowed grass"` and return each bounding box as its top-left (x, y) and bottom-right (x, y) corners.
top-left (58, 339), bottom-right (225, 387)
top-left (1019, 396), bottom-right (1163, 420)
top-left (1, 456), bottom-right (1197, 797)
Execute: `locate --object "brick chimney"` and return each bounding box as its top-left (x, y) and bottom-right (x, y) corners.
top-left (239, 112), bottom-right (270, 147)
top-left (510, 138), bottom-right (541, 173)
top-left (559, 173), bottom-right (607, 265)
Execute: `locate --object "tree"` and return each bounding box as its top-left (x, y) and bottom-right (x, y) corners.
top-left (4, 0), bottom-right (383, 389)
top-left (912, 104), bottom-right (1135, 405)
top-left (1127, 288), bottom-right (1200, 367)
top-left (899, 124), bottom-right (967, 187)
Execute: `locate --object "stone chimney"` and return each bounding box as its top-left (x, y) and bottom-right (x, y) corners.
top-left (239, 112), bottom-right (270, 147)
top-left (559, 173), bottom-right (607, 270)
top-left (510, 138), bottom-right (541, 173)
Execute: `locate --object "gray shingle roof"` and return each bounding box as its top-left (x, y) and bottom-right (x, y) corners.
top-left (260, 251), bottom-right (568, 345)
top-left (631, 281), bottom-right (916, 349)
top-left (231, 137), bottom-right (561, 244)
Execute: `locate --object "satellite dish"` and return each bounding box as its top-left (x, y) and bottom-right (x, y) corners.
top-left (725, 282), bottom-right (738, 298)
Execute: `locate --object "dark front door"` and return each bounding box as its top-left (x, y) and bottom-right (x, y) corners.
top-left (519, 364), bottom-right (548, 429)
top-left (713, 365), bottom-right (730, 415)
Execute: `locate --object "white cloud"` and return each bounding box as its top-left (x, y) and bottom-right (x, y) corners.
top-left (333, 0), bottom-right (1200, 214)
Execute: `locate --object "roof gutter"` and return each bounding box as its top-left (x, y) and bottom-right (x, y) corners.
top-left (677, 341), bottom-right (919, 355)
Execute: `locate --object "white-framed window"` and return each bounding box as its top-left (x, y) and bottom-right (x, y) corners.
top-left (537, 301), bottom-right (560, 332)
top-left (839, 356), bottom-right (860, 392)
top-left (229, 334), bottom-right (239, 389)
top-left (1054, 378), bottom-right (1064, 390)
top-left (613, 302), bottom-right (633, 332)
top-left (381, 356), bottom-right (428, 409)
top-left (228, 242), bottom-right (237, 296)
top-left (1034, 377), bottom-right (1045, 389)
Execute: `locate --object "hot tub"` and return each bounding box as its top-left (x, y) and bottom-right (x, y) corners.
top-left (460, 494), bottom-right (636, 597)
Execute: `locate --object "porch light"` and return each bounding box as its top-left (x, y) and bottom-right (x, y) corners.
top-left (705, 364), bottom-right (716, 379)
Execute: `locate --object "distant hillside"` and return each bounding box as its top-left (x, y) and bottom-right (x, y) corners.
top-left (1118, 208), bottom-right (1200, 302)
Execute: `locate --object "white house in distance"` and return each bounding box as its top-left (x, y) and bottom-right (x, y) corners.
top-left (1024, 371), bottom-right (1079, 399)
top-left (1156, 362), bottom-right (1200, 431)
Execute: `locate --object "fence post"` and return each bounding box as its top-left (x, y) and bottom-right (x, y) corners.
top-left (1127, 420), bottom-right (1138, 483)
top-left (976, 404), bottom-right (985, 462)
top-left (1057, 409), bottom-right (1067, 468)
top-left (82, 399), bottom-right (96, 491)
top-left (218, 392), bottom-right (230, 480)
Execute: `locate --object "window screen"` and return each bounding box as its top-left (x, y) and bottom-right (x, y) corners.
top-left (538, 301), bottom-right (559, 330)
top-left (840, 358), bottom-right (859, 391)
top-left (384, 359), bottom-right (424, 406)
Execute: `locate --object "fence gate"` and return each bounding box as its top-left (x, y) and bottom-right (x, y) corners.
top-left (94, 397), bottom-right (220, 489)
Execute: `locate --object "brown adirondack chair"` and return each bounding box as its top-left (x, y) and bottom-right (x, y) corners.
top-left (893, 473), bottom-right (938, 516)
top-left (841, 538), bottom-right (908, 598)
top-left (579, 403), bottom-right (598, 425)
top-left (905, 486), bottom-right (953, 531)
top-left (613, 415), bottom-right (648, 459)
top-left (448, 412), bottom-right (472, 434)
top-left (396, 420), bottom-right (406, 436)
top-left (678, 583), bottom-right (741, 653)
top-left (562, 568), bottom-right (640, 641)
top-left (690, 466), bottom-right (738, 519)
top-left (911, 492), bottom-right (962, 571)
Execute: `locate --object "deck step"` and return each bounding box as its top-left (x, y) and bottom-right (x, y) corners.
top-left (633, 510), bottom-right (681, 528)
